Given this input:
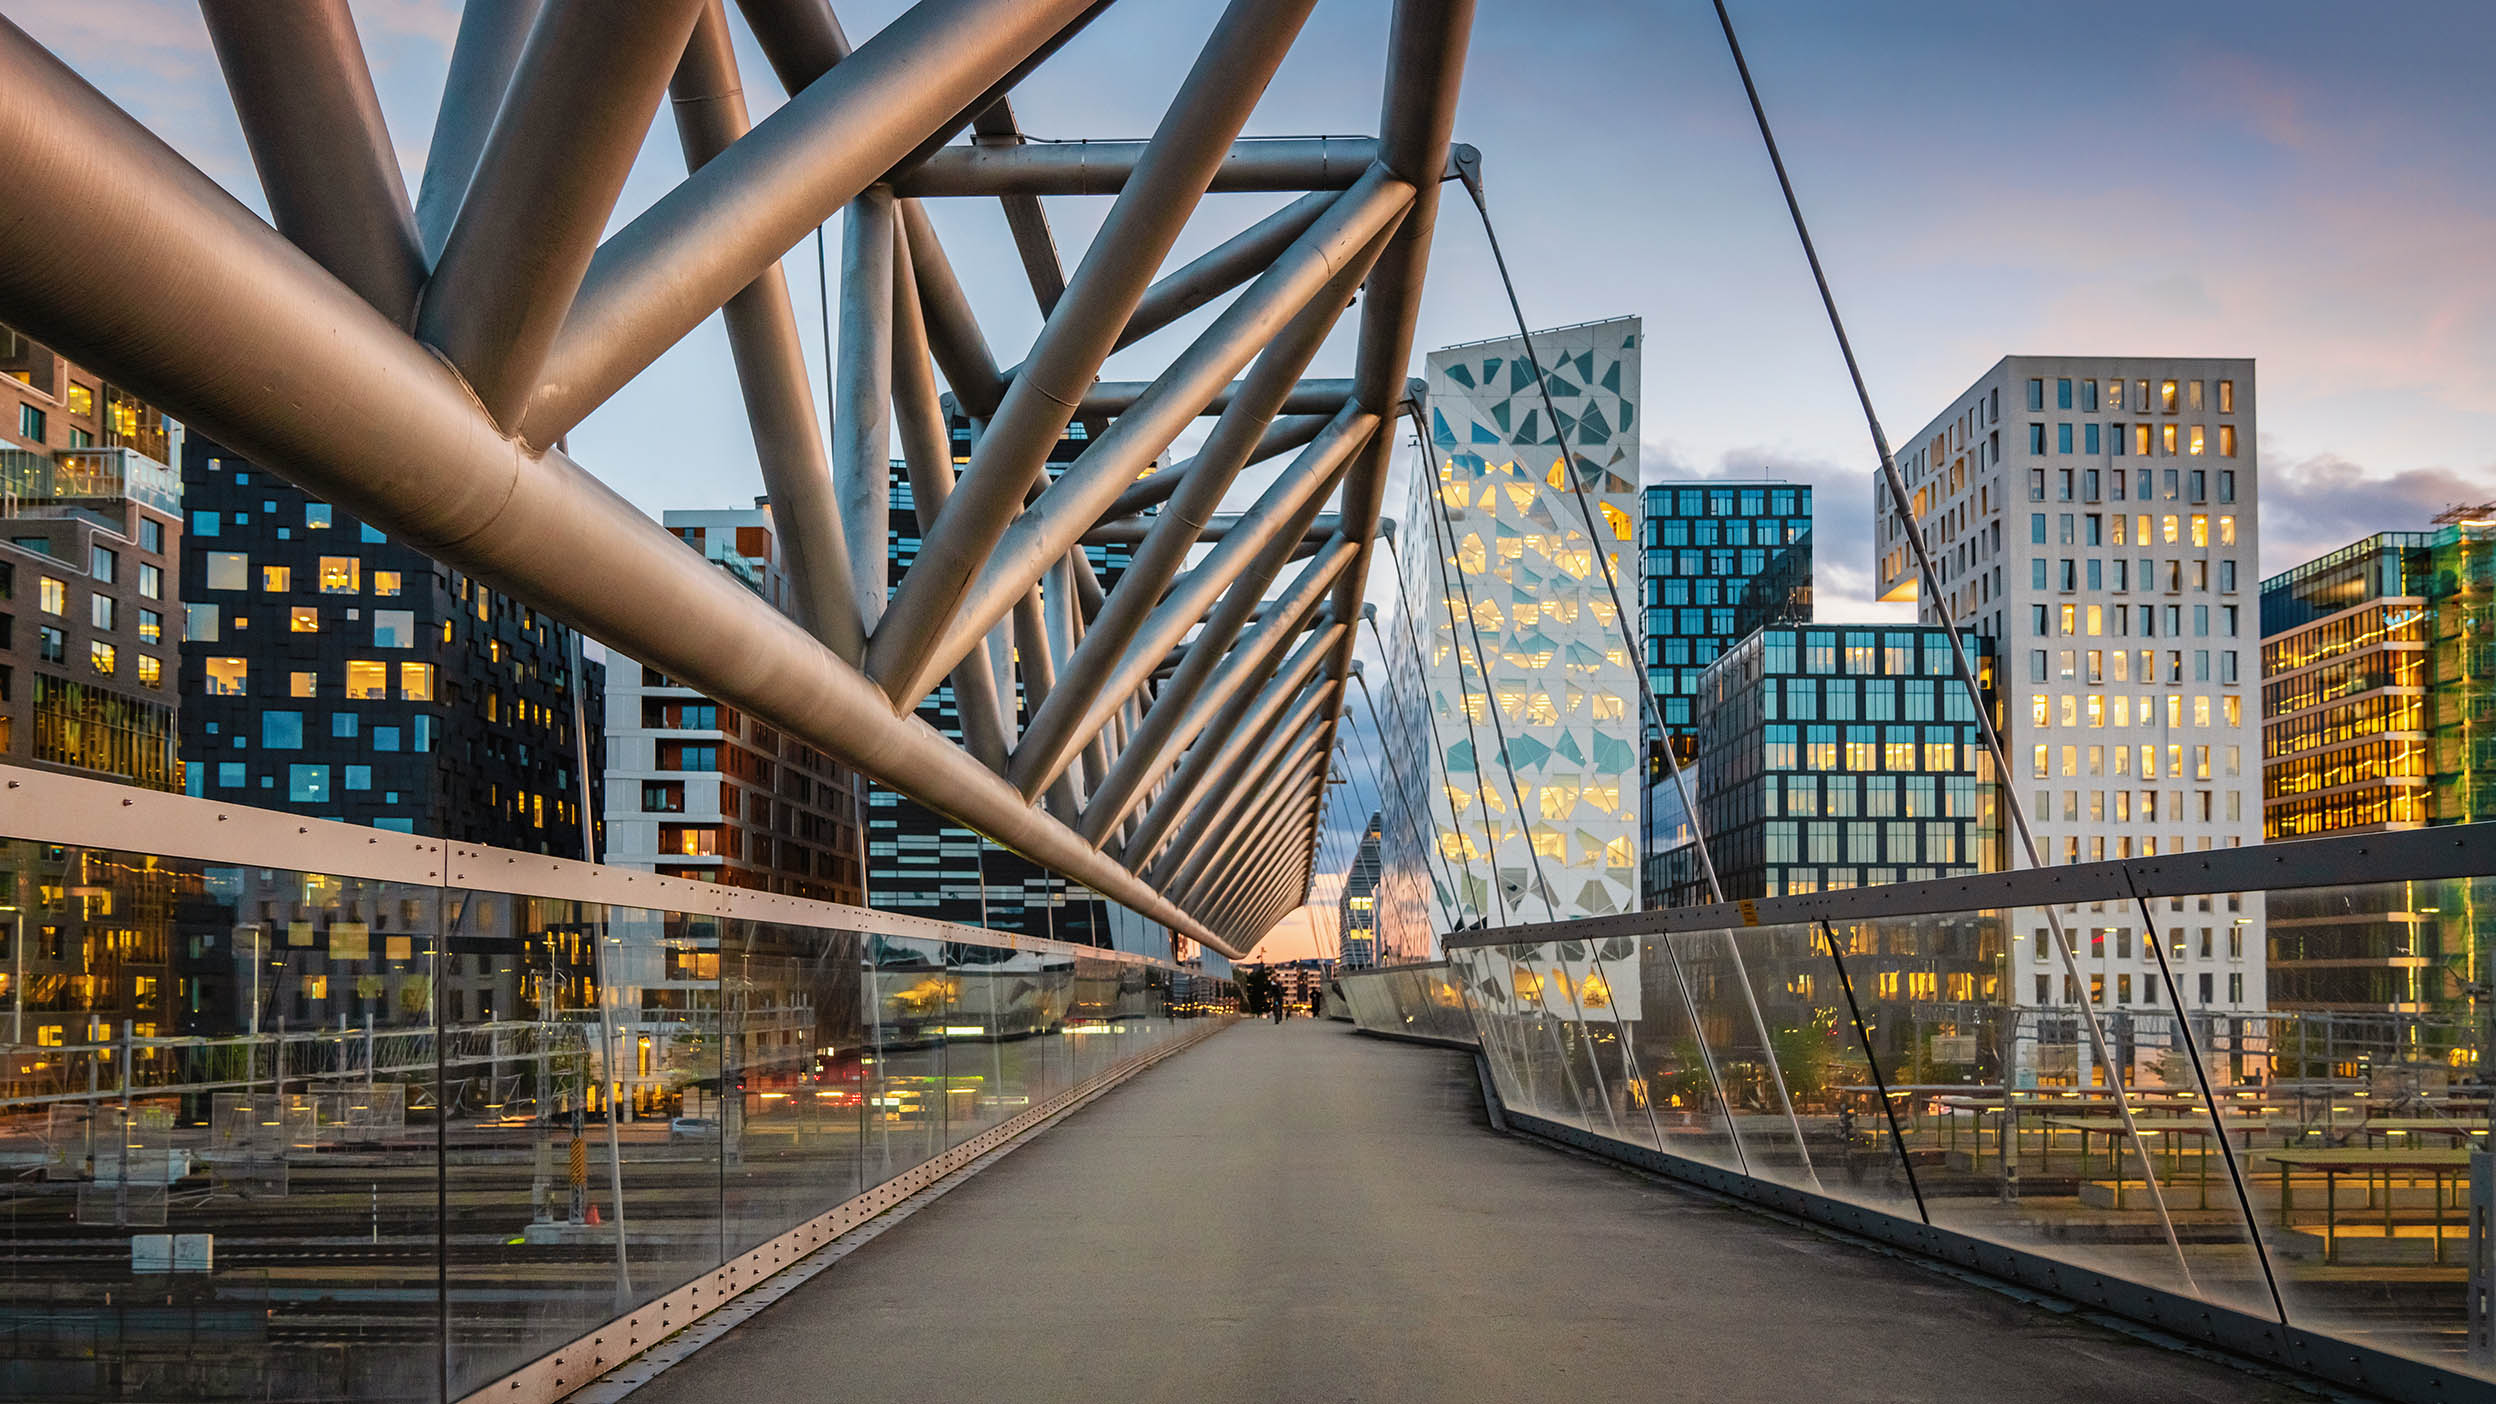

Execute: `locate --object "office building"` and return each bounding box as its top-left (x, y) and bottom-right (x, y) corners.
top-left (177, 437), bottom-right (602, 855)
top-left (1384, 318), bottom-right (1645, 926)
top-left (1670, 623), bottom-right (2000, 904)
top-left (871, 426), bottom-right (1158, 951)
top-left (1337, 813), bottom-right (1382, 968)
top-left (602, 503), bottom-right (865, 904)
top-left (1875, 358), bottom-right (2264, 1017)
top-left (1639, 479), bottom-right (1812, 906)
top-left (1, 325), bottom-right (183, 789)
top-left (2259, 511), bottom-right (2496, 1012)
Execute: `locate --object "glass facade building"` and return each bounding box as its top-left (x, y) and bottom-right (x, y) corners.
top-left (2259, 513), bottom-right (2496, 1012)
top-left (176, 437), bottom-right (603, 855)
top-left (1668, 624), bottom-right (2000, 907)
top-left (1638, 480), bottom-right (1812, 906)
top-left (1337, 814), bottom-right (1382, 968)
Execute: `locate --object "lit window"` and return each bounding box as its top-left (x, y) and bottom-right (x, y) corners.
top-left (345, 660), bottom-right (389, 700)
top-left (306, 504), bottom-right (332, 529)
top-left (2219, 425), bottom-right (2237, 457)
top-left (261, 564), bottom-right (290, 592)
top-left (290, 671), bottom-right (317, 698)
top-left (319, 556), bottom-right (360, 593)
top-left (290, 605), bottom-right (319, 632)
top-left (2161, 424), bottom-right (2177, 455)
top-left (38, 576), bottom-right (64, 614)
top-left (206, 552), bottom-right (248, 590)
top-left (399, 662), bottom-right (436, 701)
top-left (373, 570), bottom-right (402, 597)
top-left (2188, 425), bottom-right (2205, 456)
top-left (2217, 380), bottom-right (2234, 414)
top-left (2160, 380), bottom-right (2178, 413)
top-left (89, 640), bottom-right (115, 675)
top-left (138, 609), bottom-right (161, 644)
top-left (65, 381), bottom-right (93, 416)
top-left (137, 655), bottom-right (161, 688)
top-left (204, 657), bottom-right (247, 695)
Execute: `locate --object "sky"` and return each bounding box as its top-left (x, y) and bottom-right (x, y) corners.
top-left (15, 1), bottom-right (2493, 960)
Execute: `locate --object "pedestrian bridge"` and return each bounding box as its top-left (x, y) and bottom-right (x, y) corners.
top-left (4, 773), bottom-right (2493, 1403)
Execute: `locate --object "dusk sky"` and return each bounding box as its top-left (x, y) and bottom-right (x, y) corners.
top-left (17, 1), bottom-right (2492, 960)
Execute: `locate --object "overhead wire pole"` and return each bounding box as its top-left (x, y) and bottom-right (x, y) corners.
top-left (1709, 0), bottom-right (2190, 1280)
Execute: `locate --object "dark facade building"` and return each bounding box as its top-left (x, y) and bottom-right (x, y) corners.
top-left (603, 504), bottom-right (865, 904)
top-left (2, 326), bottom-right (183, 790)
top-left (1669, 623), bottom-right (1999, 906)
top-left (1638, 481), bottom-right (1812, 906)
top-left (176, 436), bottom-right (603, 855)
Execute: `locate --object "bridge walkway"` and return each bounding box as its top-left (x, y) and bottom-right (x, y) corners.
top-left (622, 1020), bottom-right (2307, 1404)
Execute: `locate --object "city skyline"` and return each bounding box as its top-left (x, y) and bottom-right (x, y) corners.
top-left (10, 0), bottom-right (2489, 628)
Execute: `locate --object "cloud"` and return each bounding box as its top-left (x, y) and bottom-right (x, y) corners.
top-left (2259, 448), bottom-right (2496, 574)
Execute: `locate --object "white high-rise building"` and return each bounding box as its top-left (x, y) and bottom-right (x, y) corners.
top-left (1876, 358), bottom-right (2265, 1022)
top-left (1379, 317), bottom-right (1645, 935)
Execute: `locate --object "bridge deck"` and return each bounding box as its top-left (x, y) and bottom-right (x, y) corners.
top-left (623, 1020), bottom-right (2304, 1403)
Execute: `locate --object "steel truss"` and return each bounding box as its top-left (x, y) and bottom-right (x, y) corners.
top-left (0, 0), bottom-right (1478, 956)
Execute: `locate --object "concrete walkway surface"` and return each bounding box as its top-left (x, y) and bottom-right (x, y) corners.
top-left (623, 1019), bottom-right (2315, 1404)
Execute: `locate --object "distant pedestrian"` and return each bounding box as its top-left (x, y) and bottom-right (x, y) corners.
top-left (1271, 993), bottom-right (1286, 1024)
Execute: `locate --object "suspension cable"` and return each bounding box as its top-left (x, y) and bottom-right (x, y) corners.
top-left (1362, 613), bottom-right (1492, 930)
top-left (1709, 0), bottom-right (2198, 1289)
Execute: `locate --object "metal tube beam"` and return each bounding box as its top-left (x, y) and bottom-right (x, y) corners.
top-left (1081, 546), bottom-right (1351, 844)
top-left (892, 237), bottom-right (1009, 770)
top-left (420, 0), bottom-right (703, 429)
top-left (1103, 413), bottom-right (1328, 520)
top-left (413, 0), bottom-right (541, 266)
top-left (891, 173), bottom-right (1406, 712)
top-left (1157, 717), bottom-right (1327, 895)
top-left (670, 1), bottom-right (863, 660)
top-left (1176, 763), bottom-right (1319, 907)
top-left (1135, 673), bottom-right (1333, 876)
top-left (1011, 421), bottom-right (1357, 800)
top-left (1111, 190), bottom-right (1334, 354)
top-left (867, 0), bottom-right (1325, 709)
top-left (0, 28), bottom-right (1232, 953)
top-left (1004, 225), bottom-right (1382, 790)
top-left (1075, 377), bottom-right (1354, 420)
top-left (893, 137), bottom-right (1476, 196)
top-left (1188, 801), bottom-right (1317, 927)
top-left (835, 186), bottom-right (897, 638)
top-left (1118, 632), bottom-right (1336, 870)
top-left (523, 0), bottom-right (1101, 444)
top-left (1167, 735), bottom-right (1326, 908)
top-left (201, 0), bottom-right (425, 324)
top-left (727, 0), bottom-right (1008, 422)
top-left (1194, 813), bottom-right (1309, 926)
top-left (972, 98), bottom-right (1068, 314)
top-left (1082, 513), bottom-right (1345, 548)
top-left (1332, 0), bottom-right (1474, 634)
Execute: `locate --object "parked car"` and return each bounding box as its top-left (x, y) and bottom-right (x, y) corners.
top-left (668, 1116), bottom-right (721, 1142)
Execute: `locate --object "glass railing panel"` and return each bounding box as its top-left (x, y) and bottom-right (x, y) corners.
top-left (1602, 933), bottom-right (1736, 1170)
top-left (863, 934), bottom-right (951, 1178)
top-left (0, 840), bottom-right (449, 1404)
top-left (1672, 926), bottom-right (1814, 1185)
top-left (2215, 877), bottom-right (2489, 1378)
top-left (440, 894), bottom-right (728, 1400)
top-left (1067, 954), bottom-right (1122, 1088)
top-left (1447, 950), bottom-right (1534, 1107)
top-left (721, 919), bottom-right (869, 1257)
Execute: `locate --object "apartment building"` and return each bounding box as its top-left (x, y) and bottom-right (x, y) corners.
top-left (602, 504), bottom-right (864, 904)
top-left (1875, 357), bottom-right (2264, 1017)
top-left (1, 325), bottom-right (183, 789)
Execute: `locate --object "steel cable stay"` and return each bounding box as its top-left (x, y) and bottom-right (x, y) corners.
top-left (1706, 0), bottom-right (2202, 1289)
top-left (1349, 669), bottom-right (1476, 938)
top-left (1381, 533), bottom-right (1517, 931)
top-left (1448, 161), bottom-right (1819, 1187)
top-left (1361, 609), bottom-right (1493, 932)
